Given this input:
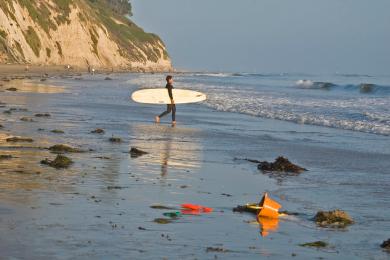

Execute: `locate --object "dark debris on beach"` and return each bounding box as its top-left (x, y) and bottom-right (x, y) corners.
top-left (41, 155), bottom-right (73, 169)
top-left (314, 209), bottom-right (354, 228)
top-left (130, 147), bottom-right (148, 158)
top-left (258, 156), bottom-right (307, 173)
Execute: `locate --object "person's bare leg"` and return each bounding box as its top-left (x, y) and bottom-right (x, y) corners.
top-left (171, 121), bottom-right (176, 127)
top-left (155, 116), bottom-right (160, 123)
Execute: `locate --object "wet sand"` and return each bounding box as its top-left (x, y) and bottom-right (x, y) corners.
top-left (1, 74), bottom-right (389, 259)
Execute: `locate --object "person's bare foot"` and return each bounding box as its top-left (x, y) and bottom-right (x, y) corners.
top-left (171, 121), bottom-right (176, 127)
top-left (155, 116), bottom-right (160, 123)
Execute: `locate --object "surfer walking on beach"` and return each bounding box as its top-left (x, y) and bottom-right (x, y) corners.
top-left (155, 75), bottom-right (176, 126)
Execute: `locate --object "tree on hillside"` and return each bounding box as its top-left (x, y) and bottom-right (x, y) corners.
top-left (88, 0), bottom-right (132, 16)
top-left (105, 0), bottom-right (132, 16)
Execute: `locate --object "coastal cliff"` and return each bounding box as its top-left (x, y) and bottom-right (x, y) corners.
top-left (0, 0), bottom-right (172, 71)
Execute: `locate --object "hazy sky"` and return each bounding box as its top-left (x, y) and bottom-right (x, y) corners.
top-left (131, 0), bottom-right (390, 74)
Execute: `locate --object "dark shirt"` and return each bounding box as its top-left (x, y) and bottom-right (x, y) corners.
top-left (166, 83), bottom-right (173, 100)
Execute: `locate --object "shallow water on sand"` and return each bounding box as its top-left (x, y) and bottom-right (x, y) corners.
top-left (0, 74), bottom-right (389, 259)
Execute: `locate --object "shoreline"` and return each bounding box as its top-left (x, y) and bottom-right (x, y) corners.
top-left (0, 64), bottom-right (174, 78)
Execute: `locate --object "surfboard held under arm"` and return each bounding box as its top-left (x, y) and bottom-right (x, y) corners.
top-left (131, 88), bottom-right (207, 104)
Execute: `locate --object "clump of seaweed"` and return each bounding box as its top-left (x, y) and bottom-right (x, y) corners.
top-left (51, 129), bottom-right (64, 134)
top-left (153, 218), bottom-right (172, 224)
top-left (20, 117), bottom-right (34, 122)
top-left (41, 155), bottom-right (73, 169)
top-left (300, 241), bottom-right (328, 248)
top-left (314, 209), bottom-right (354, 228)
top-left (48, 144), bottom-right (82, 153)
top-left (130, 147), bottom-right (148, 158)
top-left (258, 156), bottom-right (307, 173)
top-left (109, 136), bottom-right (122, 143)
top-left (0, 155), bottom-right (12, 160)
top-left (381, 239), bottom-right (390, 251)
top-left (91, 128), bottom-right (105, 134)
top-left (6, 137), bottom-right (34, 142)
top-left (35, 113), bottom-right (51, 117)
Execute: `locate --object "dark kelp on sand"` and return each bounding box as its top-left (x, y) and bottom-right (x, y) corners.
top-left (20, 117), bottom-right (35, 122)
top-left (300, 241), bottom-right (328, 248)
top-left (258, 156), bottom-right (307, 173)
top-left (91, 128), bottom-right (105, 134)
top-left (130, 147), bottom-right (148, 158)
top-left (6, 137), bottom-right (34, 142)
top-left (51, 129), bottom-right (65, 134)
top-left (0, 154), bottom-right (12, 160)
top-left (48, 144), bottom-right (83, 153)
top-left (35, 113), bottom-right (51, 117)
top-left (314, 209), bottom-right (354, 228)
top-left (41, 155), bottom-right (73, 169)
top-left (381, 239), bottom-right (390, 251)
top-left (109, 136), bottom-right (122, 143)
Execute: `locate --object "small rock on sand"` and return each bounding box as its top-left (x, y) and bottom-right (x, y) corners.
top-left (6, 87), bottom-right (17, 91)
top-left (41, 155), bottom-right (73, 169)
top-left (314, 209), bottom-right (354, 228)
top-left (130, 147), bottom-right (148, 158)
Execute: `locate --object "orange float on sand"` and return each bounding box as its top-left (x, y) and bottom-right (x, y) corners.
top-left (257, 193), bottom-right (282, 219)
top-left (181, 204), bottom-right (213, 213)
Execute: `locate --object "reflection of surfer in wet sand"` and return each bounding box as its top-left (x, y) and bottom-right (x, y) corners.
top-left (160, 135), bottom-right (172, 177)
top-left (155, 75), bottom-right (176, 127)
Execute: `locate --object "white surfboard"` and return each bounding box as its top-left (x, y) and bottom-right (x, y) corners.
top-left (131, 88), bottom-right (207, 104)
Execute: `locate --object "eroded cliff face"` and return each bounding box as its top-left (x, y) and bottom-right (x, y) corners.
top-left (0, 0), bottom-right (172, 71)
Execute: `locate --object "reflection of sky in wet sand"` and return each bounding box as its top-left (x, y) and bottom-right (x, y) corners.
top-left (129, 124), bottom-right (203, 178)
top-left (0, 80), bottom-right (66, 94)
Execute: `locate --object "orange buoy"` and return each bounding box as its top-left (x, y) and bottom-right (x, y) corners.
top-left (257, 193), bottom-right (281, 219)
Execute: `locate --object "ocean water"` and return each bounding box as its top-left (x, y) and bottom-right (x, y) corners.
top-left (129, 72), bottom-right (390, 136)
top-left (1, 72), bottom-right (389, 259)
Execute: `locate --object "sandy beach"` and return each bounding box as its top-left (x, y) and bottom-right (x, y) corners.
top-left (1, 73), bottom-right (390, 259)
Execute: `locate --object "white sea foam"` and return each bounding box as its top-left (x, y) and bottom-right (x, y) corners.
top-left (129, 74), bottom-right (390, 136)
top-left (295, 79), bottom-right (314, 88)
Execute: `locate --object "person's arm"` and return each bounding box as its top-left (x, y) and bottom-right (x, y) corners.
top-left (168, 85), bottom-right (174, 104)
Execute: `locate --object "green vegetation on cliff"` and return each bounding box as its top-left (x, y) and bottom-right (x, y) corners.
top-left (0, 0), bottom-right (170, 68)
